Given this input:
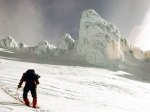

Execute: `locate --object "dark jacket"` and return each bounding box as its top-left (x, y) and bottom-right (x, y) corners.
top-left (18, 70), bottom-right (40, 88)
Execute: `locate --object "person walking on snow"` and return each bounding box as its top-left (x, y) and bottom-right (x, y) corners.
top-left (17, 69), bottom-right (40, 108)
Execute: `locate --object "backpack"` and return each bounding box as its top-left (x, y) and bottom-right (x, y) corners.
top-left (24, 69), bottom-right (40, 81)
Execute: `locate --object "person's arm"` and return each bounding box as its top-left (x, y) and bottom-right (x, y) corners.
top-left (34, 74), bottom-right (40, 85)
top-left (35, 80), bottom-right (40, 85)
top-left (18, 73), bottom-right (25, 88)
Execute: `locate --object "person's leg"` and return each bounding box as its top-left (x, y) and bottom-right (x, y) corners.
top-left (30, 86), bottom-right (37, 108)
top-left (23, 85), bottom-right (30, 106)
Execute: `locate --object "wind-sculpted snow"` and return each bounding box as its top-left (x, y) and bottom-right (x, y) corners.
top-left (0, 58), bottom-right (150, 112)
top-left (76, 9), bottom-right (123, 69)
top-left (17, 42), bottom-right (28, 49)
top-left (54, 33), bottom-right (75, 56)
top-left (58, 33), bottom-right (75, 51)
top-left (32, 40), bottom-right (56, 54)
top-left (0, 9), bottom-right (149, 70)
top-left (76, 9), bottom-right (150, 69)
top-left (0, 36), bottom-right (28, 50)
top-left (0, 36), bottom-right (19, 49)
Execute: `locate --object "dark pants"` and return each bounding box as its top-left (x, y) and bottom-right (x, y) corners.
top-left (23, 85), bottom-right (37, 100)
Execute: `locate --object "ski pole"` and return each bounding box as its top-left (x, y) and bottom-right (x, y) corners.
top-left (16, 88), bottom-right (24, 103)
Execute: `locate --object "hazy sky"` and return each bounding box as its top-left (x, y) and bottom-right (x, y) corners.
top-left (0, 0), bottom-right (150, 46)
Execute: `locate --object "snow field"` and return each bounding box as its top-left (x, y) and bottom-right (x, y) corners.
top-left (0, 58), bottom-right (150, 112)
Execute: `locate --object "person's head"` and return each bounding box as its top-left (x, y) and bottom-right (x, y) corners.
top-left (26, 69), bottom-right (35, 75)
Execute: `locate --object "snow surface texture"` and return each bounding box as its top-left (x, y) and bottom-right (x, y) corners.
top-left (76, 9), bottom-right (123, 69)
top-left (0, 51), bottom-right (150, 112)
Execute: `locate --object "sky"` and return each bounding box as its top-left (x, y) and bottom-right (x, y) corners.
top-left (0, 0), bottom-right (150, 47)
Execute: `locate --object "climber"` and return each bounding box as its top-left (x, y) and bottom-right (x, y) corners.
top-left (17, 69), bottom-right (40, 108)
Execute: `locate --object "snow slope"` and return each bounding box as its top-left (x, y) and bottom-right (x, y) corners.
top-left (0, 48), bottom-right (150, 112)
top-left (0, 88), bottom-right (38, 112)
top-left (0, 9), bottom-right (150, 112)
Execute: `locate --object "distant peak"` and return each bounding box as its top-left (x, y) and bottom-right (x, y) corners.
top-left (63, 33), bottom-right (72, 39)
top-left (61, 33), bottom-right (75, 42)
top-left (38, 40), bottom-right (49, 45)
top-left (36, 40), bottom-right (56, 49)
top-left (64, 33), bottom-right (70, 36)
top-left (83, 9), bottom-right (99, 16)
top-left (82, 9), bottom-right (101, 18)
top-left (6, 36), bottom-right (14, 40)
top-left (81, 9), bottom-right (104, 24)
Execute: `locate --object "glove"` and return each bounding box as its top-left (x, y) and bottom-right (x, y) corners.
top-left (18, 85), bottom-right (21, 89)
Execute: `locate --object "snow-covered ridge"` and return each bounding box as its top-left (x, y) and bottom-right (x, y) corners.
top-left (0, 36), bottom-right (29, 49)
top-left (0, 9), bottom-right (149, 69)
top-left (0, 35), bottom-right (75, 55)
